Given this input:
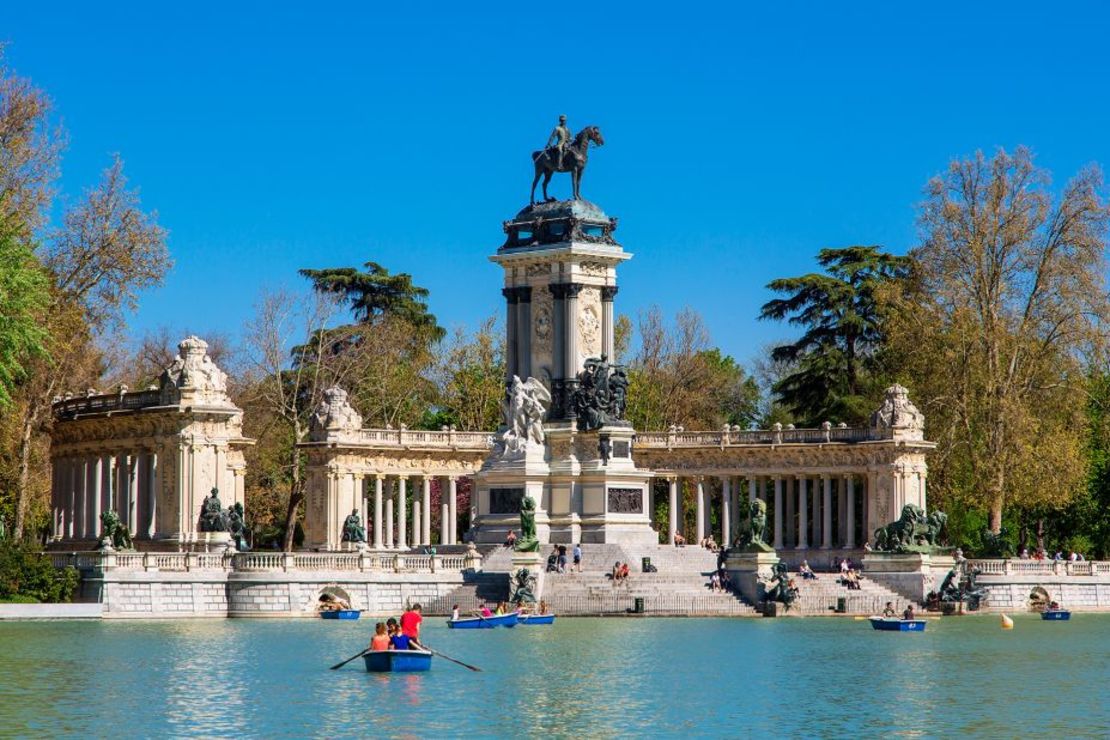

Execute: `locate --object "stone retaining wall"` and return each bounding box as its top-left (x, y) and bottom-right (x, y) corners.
top-left (977, 577), bottom-right (1110, 611)
top-left (85, 570), bottom-right (466, 618)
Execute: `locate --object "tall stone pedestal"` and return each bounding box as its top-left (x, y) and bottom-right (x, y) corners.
top-left (470, 424), bottom-right (657, 547)
top-left (724, 550), bottom-right (781, 606)
top-left (863, 552), bottom-right (954, 602)
top-left (511, 550), bottom-right (546, 603)
top-left (470, 443), bottom-right (551, 545)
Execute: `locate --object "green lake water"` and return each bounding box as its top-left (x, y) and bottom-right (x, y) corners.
top-left (0, 614), bottom-right (1107, 738)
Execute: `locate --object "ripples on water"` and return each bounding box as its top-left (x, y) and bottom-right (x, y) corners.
top-left (1, 614), bottom-right (1108, 738)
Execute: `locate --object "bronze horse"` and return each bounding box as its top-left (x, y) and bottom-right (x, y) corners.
top-left (531, 125), bottom-right (605, 204)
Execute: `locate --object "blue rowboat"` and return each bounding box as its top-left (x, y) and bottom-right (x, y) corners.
top-left (1042, 609), bottom-right (1071, 621)
top-left (869, 617), bottom-right (927, 632)
top-left (518, 613), bottom-right (555, 625)
top-left (447, 612), bottom-right (519, 629)
top-left (363, 649), bottom-right (432, 672)
top-left (320, 610), bottom-right (361, 620)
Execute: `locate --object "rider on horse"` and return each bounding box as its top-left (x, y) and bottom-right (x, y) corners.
top-left (546, 115), bottom-right (571, 169)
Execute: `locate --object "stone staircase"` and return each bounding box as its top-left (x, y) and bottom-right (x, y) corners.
top-left (421, 546), bottom-right (513, 616)
top-left (541, 544), bottom-right (759, 616)
top-left (785, 571), bottom-right (908, 616)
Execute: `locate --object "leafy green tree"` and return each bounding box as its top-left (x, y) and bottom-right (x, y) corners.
top-left (0, 225), bottom-right (49, 408)
top-left (299, 261), bottom-right (444, 341)
top-left (0, 539), bottom-right (78, 603)
top-left (760, 246), bottom-right (910, 425)
top-left (885, 148), bottom-right (1108, 533)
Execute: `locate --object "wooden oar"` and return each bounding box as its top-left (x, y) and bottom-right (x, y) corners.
top-left (330, 647), bottom-right (370, 670)
top-left (420, 643), bottom-right (481, 672)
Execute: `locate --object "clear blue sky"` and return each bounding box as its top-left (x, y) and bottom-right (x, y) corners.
top-left (5, 2), bottom-right (1110, 367)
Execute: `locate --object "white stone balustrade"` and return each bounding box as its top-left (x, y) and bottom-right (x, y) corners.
top-left (46, 549), bottom-right (482, 574)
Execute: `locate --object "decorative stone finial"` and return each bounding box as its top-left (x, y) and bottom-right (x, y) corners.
top-left (159, 335), bottom-right (231, 407)
top-left (309, 386), bottom-right (363, 441)
top-left (870, 383), bottom-right (925, 440)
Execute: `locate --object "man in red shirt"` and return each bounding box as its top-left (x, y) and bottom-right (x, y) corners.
top-left (400, 603), bottom-right (423, 644)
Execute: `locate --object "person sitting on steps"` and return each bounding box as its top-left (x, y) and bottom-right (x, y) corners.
top-left (799, 560), bottom-right (818, 580)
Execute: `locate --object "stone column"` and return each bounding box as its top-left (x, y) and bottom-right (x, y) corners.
top-left (448, 477), bottom-right (459, 544)
top-left (437, 481), bottom-right (446, 543)
top-left (822, 475), bottom-right (833, 549)
top-left (517, 287), bottom-right (532, 379)
top-left (601, 286), bottom-right (618, 359)
top-left (695, 478), bottom-right (706, 543)
top-left (91, 456), bottom-right (103, 537)
top-left (564, 283), bottom-right (583, 379)
top-left (147, 452), bottom-right (159, 539)
top-left (373, 475), bottom-right (384, 549)
top-left (846, 476), bottom-right (856, 549)
top-left (668, 477), bottom-right (678, 544)
top-left (412, 490), bottom-right (421, 548)
top-left (834, 481), bottom-right (843, 543)
top-left (720, 476), bottom-right (731, 547)
top-left (773, 476), bottom-right (784, 549)
top-left (396, 476), bottom-right (408, 550)
top-left (422, 476), bottom-right (432, 546)
top-left (797, 476), bottom-right (808, 549)
top-left (730, 477), bottom-right (741, 536)
top-left (385, 496), bottom-right (394, 549)
top-left (550, 285), bottom-right (566, 383)
top-left (76, 457), bottom-right (88, 538)
top-left (503, 287), bottom-right (519, 383)
top-left (128, 454), bottom-right (140, 532)
top-left (811, 476), bottom-right (820, 548)
top-left (784, 477), bottom-right (795, 548)
top-left (66, 458), bottom-right (76, 539)
top-left (748, 476), bottom-right (757, 503)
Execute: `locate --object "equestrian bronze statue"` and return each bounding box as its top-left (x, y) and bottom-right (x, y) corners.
top-left (531, 125), bottom-right (605, 205)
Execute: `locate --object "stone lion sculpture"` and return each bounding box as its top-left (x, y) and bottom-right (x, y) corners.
top-left (734, 499), bottom-right (773, 552)
top-left (99, 510), bottom-right (133, 551)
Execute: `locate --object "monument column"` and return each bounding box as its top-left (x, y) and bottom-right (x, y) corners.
top-left (373, 475), bottom-right (384, 549)
top-left (75, 457), bottom-right (87, 538)
top-left (517, 287), bottom-right (532, 379)
top-left (422, 476), bottom-right (432, 546)
top-left (91, 456), bottom-right (103, 537)
top-left (550, 285), bottom-right (566, 384)
top-left (822, 475), bottom-right (833, 549)
top-left (667, 477), bottom-right (678, 544)
top-left (837, 477), bottom-right (848, 545)
top-left (385, 493), bottom-right (395, 549)
top-left (439, 476), bottom-right (449, 544)
top-left (845, 476), bottom-right (856, 549)
top-left (412, 489), bottom-right (421, 548)
top-left (695, 477), bottom-right (706, 543)
top-left (797, 476), bottom-right (809, 549)
top-left (773, 476), bottom-right (784, 549)
top-left (601, 286), bottom-right (618, 359)
top-left (748, 476), bottom-right (757, 503)
top-left (564, 283), bottom-right (584, 380)
top-left (503, 288), bottom-right (519, 383)
top-left (720, 476), bottom-right (731, 547)
top-left (396, 476), bottom-right (408, 550)
top-left (448, 476), bottom-right (459, 545)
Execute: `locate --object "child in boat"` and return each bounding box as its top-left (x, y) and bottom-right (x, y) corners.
top-left (882, 602), bottom-right (897, 617)
top-left (369, 622), bottom-right (390, 651)
top-left (451, 604), bottom-right (460, 621)
top-left (478, 602), bottom-right (493, 617)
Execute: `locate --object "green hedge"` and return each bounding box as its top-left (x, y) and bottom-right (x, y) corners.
top-left (0, 540), bottom-right (79, 603)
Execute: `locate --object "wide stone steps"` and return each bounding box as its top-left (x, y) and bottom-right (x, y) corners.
top-left (785, 572), bottom-right (909, 615)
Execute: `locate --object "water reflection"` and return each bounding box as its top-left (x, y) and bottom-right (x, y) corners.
top-left (2, 614), bottom-right (1109, 737)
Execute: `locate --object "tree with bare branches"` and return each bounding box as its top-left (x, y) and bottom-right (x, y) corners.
top-left (886, 147), bottom-right (1110, 533)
